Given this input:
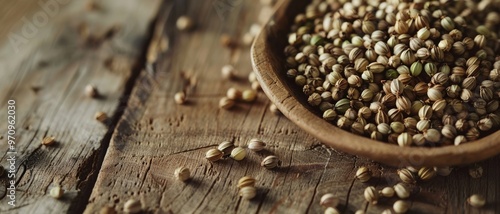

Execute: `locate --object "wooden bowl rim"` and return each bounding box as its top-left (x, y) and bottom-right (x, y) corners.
top-left (250, 0), bottom-right (500, 167)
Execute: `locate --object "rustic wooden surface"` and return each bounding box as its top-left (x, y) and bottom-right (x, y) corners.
top-left (0, 0), bottom-right (499, 214)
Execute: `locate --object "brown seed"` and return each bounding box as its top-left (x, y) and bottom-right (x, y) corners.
top-left (99, 206), bottom-right (116, 214)
top-left (95, 111), bottom-right (108, 122)
top-left (219, 97), bottom-right (235, 110)
top-left (206, 149), bottom-right (223, 162)
top-left (239, 186), bottom-right (257, 200)
top-left (85, 84), bottom-right (99, 98)
top-left (42, 136), bottom-right (56, 146)
top-left (248, 138), bottom-right (266, 151)
top-left (398, 168), bottom-right (417, 184)
top-left (176, 16), bottom-right (194, 31)
top-left (320, 193), bottom-right (340, 208)
top-left (174, 166), bottom-right (191, 182)
top-left (261, 155), bottom-right (281, 169)
top-left (355, 167), bottom-right (372, 182)
top-left (124, 198), bottom-right (142, 214)
top-left (221, 65), bottom-right (237, 79)
top-left (418, 167), bottom-right (436, 181)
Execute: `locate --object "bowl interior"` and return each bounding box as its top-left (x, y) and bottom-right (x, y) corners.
top-left (251, 0), bottom-right (500, 167)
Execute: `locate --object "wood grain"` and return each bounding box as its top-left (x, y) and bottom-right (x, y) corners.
top-left (84, 0), bottom-right (499, 213)
top-left (0, 0), bottom-right (160, 213)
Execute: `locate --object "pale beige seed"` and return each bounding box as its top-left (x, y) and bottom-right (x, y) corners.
top-left (354, 210), bottom-right (365, 214)
top-left (242, 89), bottom-right (257, 102)
top-left (355, 167), bottom-right (372, 182)
top-left (418, 167), bottom-right (436, 181)
top-left (221, 65), bottom-right (237, 79)
top-left (219, 97), bottom-right (235, 110)
top-left (99, 206), bottom-right (116, 214)
top-left (324, 207), bottom-right (340, 214)
top-left (248, 72), bottom-right (257, 82)
top-left (380, 187), bottom-right (395, 197)
top-left (251, 81), bottom-right (261, 91)
top-left (176, 16), bottom-right (194, 31)
top-left (239, 186), bottom-right (257, 200)
top-left (394, 183), bottom-right (410, 199)
top-left (124, 198), bottom-right (142, 214)
top-left (269, 104), bottom-right (281, 115)
top-left (398, 168), bottom-right (417, 184)
top-left (206, 148), bottom-right (223, 162)
top-left (320, 193), bottom-right (339, 208)
top-left (85, 84), bottom-right (99, 98)
top-left (237, 176), bottom-right (256, 189)
top-left (227, 87), bottom-right (242, 100)
top-left (42, 136), bottom-right (56, 146)
top-left (467, 194), bottom-right (486, 208)
top-left (261, 155), bottom-right (281, 169)
top-left (231, 147), bottom-right (246, 161)
top-left (95, 111), bottom-right (108, 122)
top-left (174, 91), bottom-right (186, 104)
top-left (364, 186), bottom-right (379, 204)
top-left (174, 166), bottom-right (190, 182)
top-left (248, 138), bottom-right (266, 151)
top-left (50, 186), bottom-right (64, 199)
top-left (393, 200), bottom-right (410, 213)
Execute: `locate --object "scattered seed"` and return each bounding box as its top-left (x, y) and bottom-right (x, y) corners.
top-left (42, 136), bottom-right (56, 146)
top-left (206, 149), bottom-right (223, 162)
top-left (468, 194), bottom-right (486, 208)
top-left (174, 92), bottom-right (186, 104)
top-left (123, 198), bottom-right (142, 214)
top-left (85, 84), bottom-right (99, 98)
top-left (237, 176), bottom-right (256, 189)
top-left (239, 186), bottom-right (257, 200)
top-left (176, 16), bottom-right (194, 31)
top-left (49, 186), bottom-right (64, 199)
top-left (174, 166), bottom-right (190, 182)
top-left (261, 155), bottom-right (281, 169)
top-left (320, 193), bottom-right (339, 208)
top-left (248, 138), bottom-right (266, 151)
top-left (95, 111), bottom-right (108, 122)
top-left (231, 147), bottom-right (246, 161)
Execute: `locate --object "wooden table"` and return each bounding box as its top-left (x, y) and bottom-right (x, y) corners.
top-left (0, 0), bottom-right (498, 213)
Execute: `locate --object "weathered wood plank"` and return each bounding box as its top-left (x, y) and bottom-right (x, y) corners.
top-left (0, 0), bottom-right (160, 213)
top-left (71, 0), bottom-right (500, 214)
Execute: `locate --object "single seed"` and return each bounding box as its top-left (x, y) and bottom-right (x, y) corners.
top-left (355, 166), bottom-right (372, 182)
top-left (324, 207), bottom-right (340, 214)
top-left (85, 84), bottom-right (99, 98)
top-left (99, 206), bottom-right (116, 214)
top-left (380, 187), bottom-right (395, 197)
top-left (364, 186), bottom-right (379, 204)
top-left (174, 166), bottom-right (190, 182)
top-left (248, 138), bottom-right (266, 151)
top-left (269, 104), bottom-right (281, 115)
top-left (398, 168), bottom-right (417, 184)
top-left (124, 198), bottom-right (142, 213)
top-left (227, 88), bottom-right (242, 100)
top-left (261, 155), bottom-right (281, 169)
top-left (468, 164), bottom-right (483, 178)
top-left (231, 147), bottom-right (246, 161)
top-left (418, 167), bottom-right (436, 182)
top-left (237, 176), bottom-right (256, 189)
top-left (394, 183), bottom-right (410, 199)
top-left (206, 148), bottom-right (223, 162)
top-left (320, 193), bottom-right (340, 208)
top-left (239, 186), bottom-right (257, 200)
top-left (42, 136), bottom-right (56, 146)
top-left (95, 111), bottom-right (108, 122)
top-left (218, 141), bottom-right (234, 156)
top-left (219, 97), bottom-right (235, 110)
top-left (467, 194), bottom-right (486, 208)
top-left (393, 200), bottom-right (410, 213)
top-left (174, 92), bottom-right (187, 104)
top-left (176, 16), bottom-right (194, 31)
top-left (242, 90), bottom-right (257, 102)
top-left (50, 186), bottom-right (64, 199)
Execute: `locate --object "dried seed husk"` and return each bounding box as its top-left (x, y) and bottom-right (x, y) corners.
top-left (396, 96), bottom-right (412, 114)
top-left (356, 166), bottom-right (372, 182)
top-left (390, 79), bottom-right (403, 95)
top-left (375, 108), bottom-right (390, 125)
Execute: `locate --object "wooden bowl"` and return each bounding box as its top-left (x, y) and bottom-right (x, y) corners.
top-left (250, 0), bottom-right (500, 167)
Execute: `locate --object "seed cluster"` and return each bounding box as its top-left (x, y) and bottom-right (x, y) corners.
top-left (284, 0), bottom-right (500, 146)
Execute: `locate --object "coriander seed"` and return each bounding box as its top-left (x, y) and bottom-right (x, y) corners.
top-left (380, 187), bottom-right (395, 198)
top-left (324, 207), bottom-right (340, 214)
top-left (237, 176), bottom-right (256, 189)
top-left (248, 138), bottom-right (266, 151)
top-left (467, 194), bottom-right (486, 208)
top-left (242, 89), bottom-right (257, 102)
top-left (320, 193), bottom-right (339, 208)
top-left (50, 186), bottom-right (64, 199)
top-left (124, 198), bottom-right (142, 214)
top-left (231, 147), bottom-right (246, 161)
top-left (239, 186), bottom-right (257, 200)
top-left (42, 136), bottom-right (56, 146)
top-left (95, 111), bottom-right (108, 123)
top-left (174, 166), bottom-right (190, 182)
top-left (364, 186), bottom-right (379, 204)
top-left (85, 84), bottom-right (99, 98)
top-left (176, 16), bottom-right (194, 31)
top-left (417, 167), bottom-right (436, 182)
top-left (355, 166), bottom-right (372, 182)
top-left (219, 97), bottom-right (235, 110)
top-left (227, 87), bottom-right (241, 100)
top-left (218, 141), bottom-right (234, 156)
top-left (269, 104), bottom-right (281, 115)
top-left (206, 148), bottom-right (223, 162)
top-left (394, 183), bottom-right (410, 199)
top-left (397, 168), bottom-right (417, 184)
top-left (393, 200), bottom-right (410, 213)
top-left (174, 91), bottom-right (186, 104)
top-left (261, 155), bottom-right (281, 169)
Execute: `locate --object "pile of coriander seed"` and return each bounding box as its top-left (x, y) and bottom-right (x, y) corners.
top-left (284, 0), bottom-right (500, 146)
